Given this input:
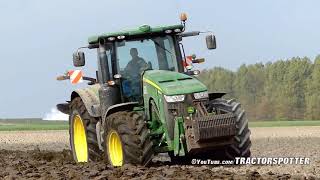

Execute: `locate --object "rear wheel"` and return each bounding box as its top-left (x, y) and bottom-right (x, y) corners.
top-left (208, 98), bottom-right (251, 159)
top-left (104, 111), bottom-right (154, 167)
top-left (69, 97), bottom-right (102, 162)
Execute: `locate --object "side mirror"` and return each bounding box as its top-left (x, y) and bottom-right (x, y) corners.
top-left (205, 34), bottom-right (216, 50)
top-left (73, 51), bottom-right (85, 67)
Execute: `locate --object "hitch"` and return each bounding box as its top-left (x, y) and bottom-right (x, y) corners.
top-left (173, 117), bottom-right (187, 156)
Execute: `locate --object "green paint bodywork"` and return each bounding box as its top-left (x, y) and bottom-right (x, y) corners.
top-left (142, 70), bottom-right (208, 155)
top-left (88, 24), bottom-right (183, 44)
top-left (174, 116), bottom-right (186, 156)
top-left (143, 70), bottom-right (207, 95)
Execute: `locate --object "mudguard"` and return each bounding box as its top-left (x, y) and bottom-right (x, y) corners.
top-left (57, 103), bottom-right (69, 114)
top-left (102, 102), bottom-right (138, 125)
top-left (70, 84), bottom-right (101, 117)
top-left (104, 102), bottom-right (138, 117)
top-left (208, 92), bottom-right (226, 100)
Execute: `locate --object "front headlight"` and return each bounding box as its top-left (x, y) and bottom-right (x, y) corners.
top-left (194, 91), bottom-right (209, 99)
top-left (164, 95), bottom-right (185, 102)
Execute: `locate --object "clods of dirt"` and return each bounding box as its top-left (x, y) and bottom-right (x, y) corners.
top-left (0, 150), bottom-right (316, 180)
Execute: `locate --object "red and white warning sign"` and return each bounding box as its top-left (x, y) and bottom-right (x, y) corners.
top-left (183, 55), bottom-right (193, 69)
top-left (68, 70), bottom-right (83, 84)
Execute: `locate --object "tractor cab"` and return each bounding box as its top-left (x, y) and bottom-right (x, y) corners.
top-left (73, 22), bottom-right (216, 103)
top-left (108, 31), bottom-right (183, 102)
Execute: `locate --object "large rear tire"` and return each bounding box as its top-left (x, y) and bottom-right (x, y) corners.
top-left (69, 97), bottom-right (102, 162)
top-left (208, 98), bottom-right (251, 159)
top-left (104, 111), bottom-right (154, 167)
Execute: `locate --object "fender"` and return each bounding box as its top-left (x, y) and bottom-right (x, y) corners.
top-left (103, 102), bottom-right (139, 124)
top-left (71, 84), bottom-right (101, 117)
top-left (208, 92), bottom-right (226, 100)
top-left (56, 103), bottom-right (69, 114)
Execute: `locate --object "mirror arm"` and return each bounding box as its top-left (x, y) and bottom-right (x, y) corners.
top-left (76, 46), bottom-right (89, 52)
top-left (180, 31), bottom-right (214, 38)
top-left (88, 43), bottom-right (99, 49)
top-left (192, 58), bottom-right (205, 64)
top-left (180, 31), bottom-right (200, 37)
top-left (83, 77), bottom-right (97, 84)
top-left (56, 75), bottom-right (97, 84)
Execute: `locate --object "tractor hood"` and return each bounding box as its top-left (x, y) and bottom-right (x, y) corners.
top-left (143, 70), bottom-right (207, 95)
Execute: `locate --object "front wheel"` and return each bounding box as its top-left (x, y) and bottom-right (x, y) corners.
top-left (104, 111), bottom-right (154, 167)
top-left (208, 98), bottom-right (251, 159)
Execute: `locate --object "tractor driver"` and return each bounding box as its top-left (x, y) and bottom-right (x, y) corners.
top-left (123, 48), bottom-right (149, 100)
top-left (123, 48), bottom-right (149, 77)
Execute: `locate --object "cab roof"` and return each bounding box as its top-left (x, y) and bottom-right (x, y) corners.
top-left (88, 24), bottom-right (184, 44)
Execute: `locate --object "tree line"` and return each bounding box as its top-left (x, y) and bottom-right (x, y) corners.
top-left (199, 55), bottom-right (320, 121)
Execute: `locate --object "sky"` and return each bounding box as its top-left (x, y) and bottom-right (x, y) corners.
top-left (0, 0), bottom-right (319, 118)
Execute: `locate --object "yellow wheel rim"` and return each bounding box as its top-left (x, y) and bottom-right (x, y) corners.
top-left (107, 130), bottom-right (123, 166)
top-left (73, 115), bottom-right (88, 162)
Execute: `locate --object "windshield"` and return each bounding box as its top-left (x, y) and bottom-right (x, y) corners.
top-left (116, 35), bottom-right (178, 77)
top-left (115, 35), bottom-right (178, 101)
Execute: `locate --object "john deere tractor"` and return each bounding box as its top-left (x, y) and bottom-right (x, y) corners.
top-left (57, 14), bottom-right (251, 167)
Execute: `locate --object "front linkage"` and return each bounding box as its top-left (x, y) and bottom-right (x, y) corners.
top-left (150, 97), bottom-right (250, 161)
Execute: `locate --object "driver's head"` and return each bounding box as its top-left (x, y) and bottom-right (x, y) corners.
top-left (130, 48), bottom-right (138, 58)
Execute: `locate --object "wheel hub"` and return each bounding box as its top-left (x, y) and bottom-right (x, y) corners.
top-left (107, 130), bottom-right (123, 166)
top-left (73, 115), bottom-right (88, 162)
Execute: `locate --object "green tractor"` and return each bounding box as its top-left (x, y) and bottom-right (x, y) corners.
top-left (57, 14), bottom-right (251, 167)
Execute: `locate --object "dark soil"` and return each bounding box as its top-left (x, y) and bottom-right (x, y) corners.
top-left (0, 149), bottom-right (315, 180)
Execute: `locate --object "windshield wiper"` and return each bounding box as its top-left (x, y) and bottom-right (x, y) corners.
top-left (152, 40), bottom-right (172, 55)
